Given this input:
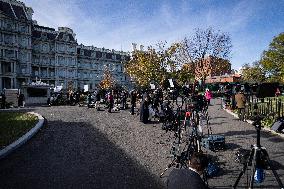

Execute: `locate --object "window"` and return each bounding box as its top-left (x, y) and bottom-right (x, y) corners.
top-left (42, 43), bottom-right (49, 52)
top-left (27, 88), bottom-right (47, 97)
top-left (19, 24), bottom-right (27, 33)
top-left (5, 49), bottom-right (15, 58)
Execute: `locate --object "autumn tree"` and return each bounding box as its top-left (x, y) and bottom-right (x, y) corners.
top-left (176, 27), bottom-right (232, 85)
top-left (99, 67), bottom-right (115, 89)
top-left (176, 63), bottom-right (195, 85)
top-left (124, 42), bottom-right (178, 87)
top-left (241, 62), bottom-right (265, 83)
top-left (260, 32), bottom-right (284, 83)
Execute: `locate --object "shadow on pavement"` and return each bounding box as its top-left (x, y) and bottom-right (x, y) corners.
top-left (225, 143), bottom-right (242, 150)
top-left (0, 120), bottom-right (164, 189)
top-left (222, 130), bottom-right (256, 137)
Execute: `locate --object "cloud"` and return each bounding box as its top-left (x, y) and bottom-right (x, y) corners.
top-left (22, 0), bottom-right (281, 70)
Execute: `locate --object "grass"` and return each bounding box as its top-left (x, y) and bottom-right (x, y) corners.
top-left (0, 112), bottom-right (38, 150)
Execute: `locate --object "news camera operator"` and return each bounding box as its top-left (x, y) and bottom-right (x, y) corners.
top-left (186, 90), bottom-right (207, 112)
top-left (166, 152), bottom-right (209, 189)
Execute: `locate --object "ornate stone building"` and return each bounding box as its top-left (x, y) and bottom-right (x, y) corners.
top-left (0, 0), bottom-right (33, 90)
top-left (77, 44), bottom-right (130, 90)
top-left (0, 0), bottom-right (131, 91)
top-left (32, 25), bottom-right (78, 89)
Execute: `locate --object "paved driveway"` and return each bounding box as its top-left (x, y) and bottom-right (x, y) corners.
top-left (0, 99), bottom-right (283, 188)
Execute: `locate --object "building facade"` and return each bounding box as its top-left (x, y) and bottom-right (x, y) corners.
top-left (77, 44), bottom-right (130, 90)
top-left (0, 0), bottom-right (131, 92)
top-left (205, 74), bottom-right (241, 84)
top-left (0, 0), bottom-right (33, 90)
top-left (195, 55), bottom-right (231, 81)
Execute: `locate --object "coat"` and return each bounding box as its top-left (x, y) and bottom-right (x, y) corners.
top-left (204, 91), bottom-right (212, 100)
top-left (235, 92), bottom-right (246, 109)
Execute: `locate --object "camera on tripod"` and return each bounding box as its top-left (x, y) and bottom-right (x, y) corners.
top-left (233, 113), bottom-right (284, 188)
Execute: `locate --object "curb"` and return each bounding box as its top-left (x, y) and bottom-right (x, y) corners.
top-left (0, 112), bottom-right (45, 160)
top-left (224, 109), bottom-right (284, 138)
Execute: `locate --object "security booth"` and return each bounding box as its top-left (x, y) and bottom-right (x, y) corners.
top-left (21, 82), bottom-right (51, 105)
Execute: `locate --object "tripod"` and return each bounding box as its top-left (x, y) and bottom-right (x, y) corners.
top-left (233, 117), bottom-right (284, 189)
top-left (160, 97), bottom-right (187, 177)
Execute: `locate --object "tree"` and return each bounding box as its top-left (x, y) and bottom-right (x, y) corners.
top-left (99, 67), bottom-right (115, 89)
top-left (176, 27), bottom-right (232, 85)
top-left (124, 42), bottom-right (178, 88)
top-left (260, 32), bottom-right (284, 83)
top-left (176, 63), bottom-right (195, 85)
top-left (241, 62), bottom-right (265, 83)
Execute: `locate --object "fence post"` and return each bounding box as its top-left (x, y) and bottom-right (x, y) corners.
top-left (278, 98), bottom-right (281, 118)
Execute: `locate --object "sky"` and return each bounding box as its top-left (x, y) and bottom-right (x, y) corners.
top-left (23, 0), bottom-right (284, 70)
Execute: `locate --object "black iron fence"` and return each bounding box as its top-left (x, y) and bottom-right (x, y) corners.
top-left (245, 96), bottom-right (284, 119)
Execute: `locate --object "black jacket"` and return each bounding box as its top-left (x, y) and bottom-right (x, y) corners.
top-left (166, 168), bottom-right (207, 189)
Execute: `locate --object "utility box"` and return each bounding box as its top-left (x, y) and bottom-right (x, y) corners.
top-left (4, 89), bottom-right (19, 107)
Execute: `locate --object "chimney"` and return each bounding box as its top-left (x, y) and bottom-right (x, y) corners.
top-left (132, 43), bottom-right (137, 51)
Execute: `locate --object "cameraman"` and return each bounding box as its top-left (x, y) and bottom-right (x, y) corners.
top-left (166, 152), bottom-right (209, 189)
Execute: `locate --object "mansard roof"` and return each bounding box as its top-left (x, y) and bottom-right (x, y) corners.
top-left (56, 32), bottom-right (76, 42)
top-left (11, 4), bottom-right (27, 20)
top-left (32, 25), bottom-right (57, 40)
top-left (35, 25), bottom-right (56, 31)
top-left (47, 33), bottom-right (57, 40)
top-left (32, 30), bottom-right (41, 38)
top-left (77, 48), bottom-right (92, 57)
top-left (0, 1), bottom-right (29, 20)
top-left (0, 1), bottom-right (15, 18)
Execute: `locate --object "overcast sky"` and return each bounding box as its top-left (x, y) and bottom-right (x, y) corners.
top-left (23, 0), bottom-right (284, 70)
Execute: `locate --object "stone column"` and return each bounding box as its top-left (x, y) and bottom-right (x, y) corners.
top-left (0, 77), bottom-right (2, 91)
top-left (14, 78), bottom-right (17, 89)
top-left (13, 62), bottom-right (16, 73)
top-left (11, 77), bottom-right (14, 88)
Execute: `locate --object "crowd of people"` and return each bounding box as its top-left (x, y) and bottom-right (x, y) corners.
top-left (2, 83), bottom-right (282, 188)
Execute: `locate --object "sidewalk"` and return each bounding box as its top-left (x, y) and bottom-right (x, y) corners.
top-left (206, 98), bottom-right (284, 188)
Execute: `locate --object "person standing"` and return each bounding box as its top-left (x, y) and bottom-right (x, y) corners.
top-left (275, 88), bottom-right (281, 97)
top-left (108, 90), bottom-right (114, 113)
top-left (87, 92), bottom-right (92, 108)
top-left (130, 90), bottom-right (136, 115)
top-left (204, 88), bottom-right (212, 106)
top-left (235, 89), bottom-right (246, 121)
top-left (121, 90), bottom-right (127, 110)
top-left (0, 92), bottom-right (6, 109)
top-left (140, 90), bottom-right (149, 123)
top-left (95, 90), bottom-right (101, 110)
top-left (18, 92), bottom-right (25, 107)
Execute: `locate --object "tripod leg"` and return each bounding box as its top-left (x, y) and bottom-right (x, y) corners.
top-left (249, 150), bottom-right (258, 189)
top-left (160, 160), bottom-right (175, 178)
top-left (233, 163), bottom-right (248, 188)
top-left (234, 148), bottom-right (255, 188)
top-left (266, 155), bottom-right (284, 188)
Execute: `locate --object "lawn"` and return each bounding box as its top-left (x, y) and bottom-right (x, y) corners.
top-left (0, 112), bottom-right (38, 150)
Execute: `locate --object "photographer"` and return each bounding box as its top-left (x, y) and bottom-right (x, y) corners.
top-left (235, 89), bottom-right (246, 121)
top-left (166, 152), bottom-right (209, 189)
